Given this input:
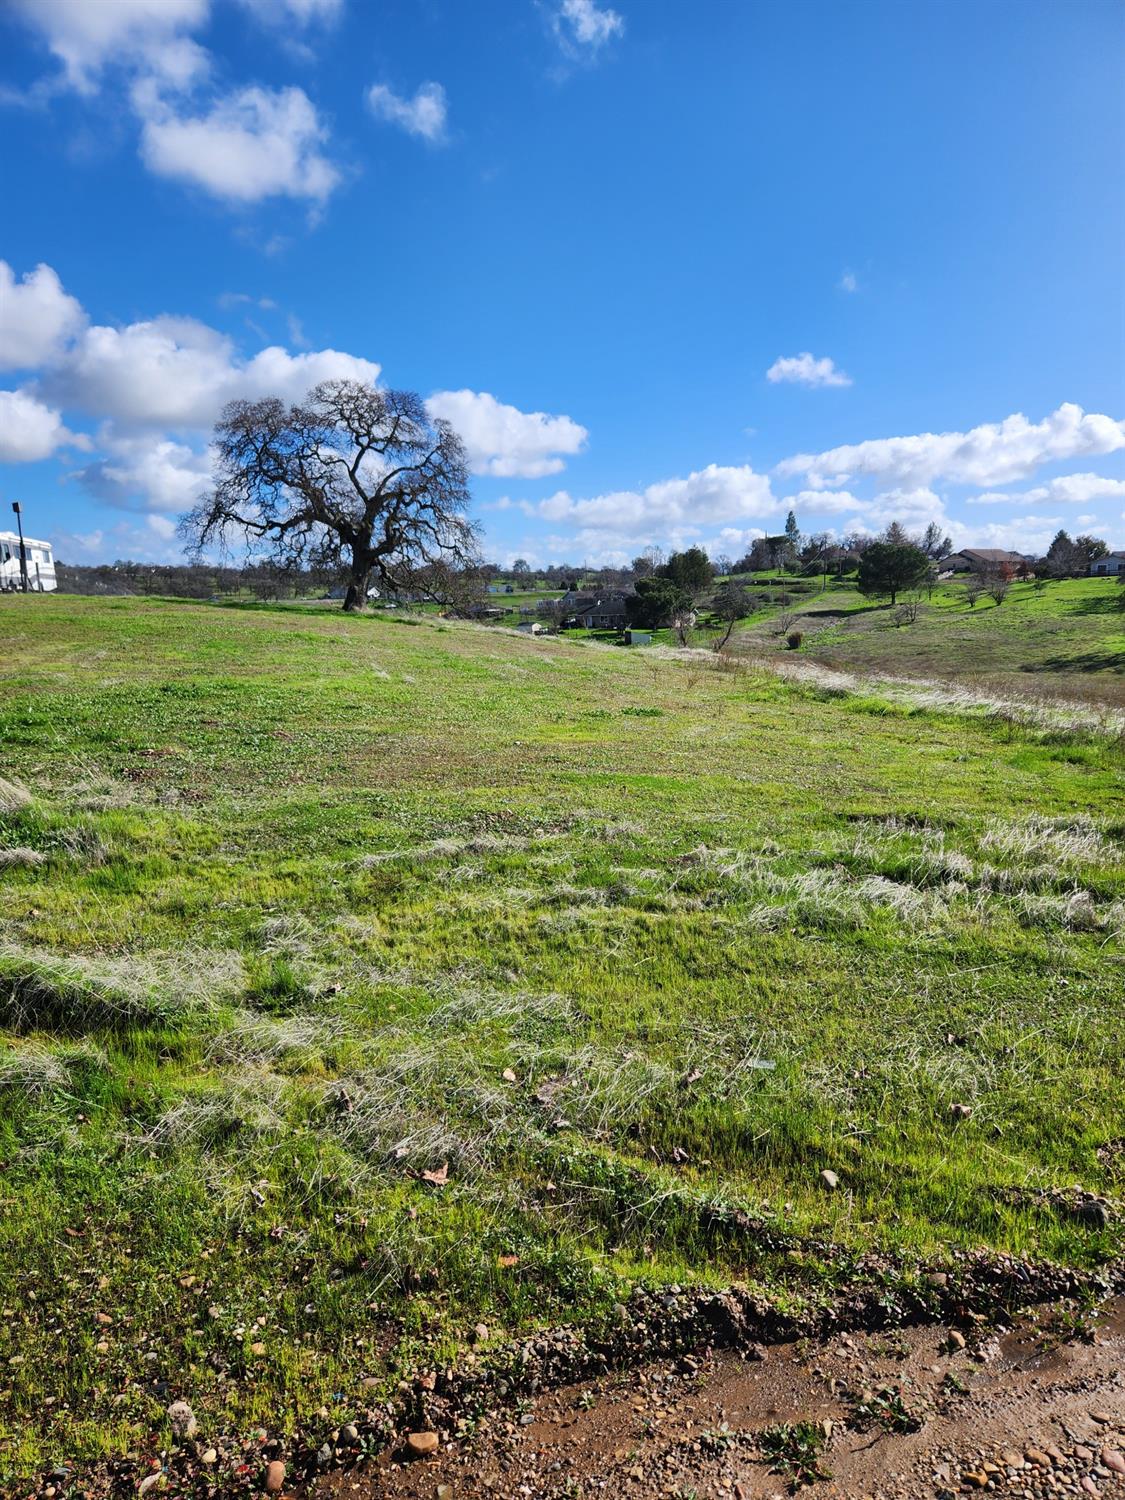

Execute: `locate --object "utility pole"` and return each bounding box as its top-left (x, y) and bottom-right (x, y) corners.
top-left (11, 501), bottom-right (29, 592)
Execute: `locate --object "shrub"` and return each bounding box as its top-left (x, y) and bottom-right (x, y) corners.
top-left (786, 631), bottom-right (803, 649)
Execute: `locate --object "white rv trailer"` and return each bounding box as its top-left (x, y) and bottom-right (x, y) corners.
top-left (0, 531), bottom-right (57, 591)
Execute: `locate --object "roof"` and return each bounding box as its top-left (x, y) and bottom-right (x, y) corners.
top-left (0, 531), bottom-right (52, 549)
top-left (952, 548), bottom-right (1026, 562)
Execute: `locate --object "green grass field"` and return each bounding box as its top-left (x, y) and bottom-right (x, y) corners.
top-left (0, 594), bottom-right (1122, 1480)
top-left (731, 575), bottom-right (1125, 705)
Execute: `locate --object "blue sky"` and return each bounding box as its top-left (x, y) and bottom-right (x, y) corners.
top-left (1, 0), bottom-right (1123, 567)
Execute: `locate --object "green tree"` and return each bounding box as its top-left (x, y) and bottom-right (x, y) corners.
top-left (659, 547), bottom-right (713, 593)
top-left (856, 542), bottom-right (931, 606)
top-left (784, 510), bottom-right (801, 568)
top-left (626, 576), bottom-right (690, 629)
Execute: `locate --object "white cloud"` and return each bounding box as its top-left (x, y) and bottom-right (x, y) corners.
top-left (72, 433), bottom-right (213, 514)
top-left (365, 81), bottom-right (448, 143)
top-left (46, 315), bottom-right (380, 429)
top-left (553, 0), bottom-right (625, 51)
top-left (50, 515), bottom-right (186, 565)
top-left (137, 84), bottom-right (340, 203)
top-left (8, 0), bottom-right (210, 92)
top-left (237, 0), bottom-right (343, 22)
top-left (534, 464), bottom-right (778, 549)
top-left (0, 388), bottom-right (80, 462)
top-left (426, 390), bottom-right (587, 478)
top-left (839, 271), bottom-right (858, 293)
top-left (967, 472), bottom-right (1125, 506)
top-left (779, 403), bottom-right (1125, 490)
top-left (780, 488), bottom-right (865, 515)
top-left (766, 352), bottom-right (853, 389)
top-left (0, 261), bottom-right (86, 371)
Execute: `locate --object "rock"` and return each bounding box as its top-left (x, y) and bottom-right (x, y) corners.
top-left (167, 1400), bottom-right (197, 1441)
top-left (200, 1450), bottom-right (217, 1466)
top-left (1102, 1449), bottom-right (1125, 1476)
top-left (437, 1487), bottom-right (453, 1499)
top-left (947, 1330), bottom-right (966, 1351)
top-left (1001, 1451), bottom-right (1023, 1468)
top-left (472, 1323), bottom-right (490, 1343)
top-left (963, 1472), bottom-right (989, 1489)
top-left (1026, 1449), bottom-right (1051, 1468)
top-left (502, 1069), bottom-right (517, 1083)
top-left (339, 1423), bottom-right (358, 1444)
top-left (819, 1169), bottom-right (839, 1190)
top-left (405, 1431), bottom-right (440, 1458)
top-left (137, 1477), bottom-right (163, 1496)
top-left (264, 1459), bottom-right (286, 1493)
top-left (250, 1341), bottom-right (266, 1356)
top-left (925, 1272), bottom-right (949, 1289)
top-left (1078, 1200), bottom-right (1110, 1228)
top-left (1089, 1410), bottom-right (1114, 1425)
top-left (1080, 1479), bottom-right (1099, 1497)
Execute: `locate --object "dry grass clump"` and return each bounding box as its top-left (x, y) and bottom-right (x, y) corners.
top-left (0, 776), bottom-right (32, 814)
top-left (980, 815), bottom-right (1116, 867)
top-left (0, 1041), bottom-right (107, 1102)
top-left (0, 846), bottom-right (45, 868)
top-left (138, 1070), bottom-right (289, 1150)
top-left (206, 1011), bottom-right (350, 1069)
top-left (0, 946), bottom-right (240, 1033)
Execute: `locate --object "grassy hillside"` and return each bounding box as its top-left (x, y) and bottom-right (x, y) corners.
top-left (731, 575), bottom-right (1124, 704)
top-left (0, 595), bottom-right (1122, 1479)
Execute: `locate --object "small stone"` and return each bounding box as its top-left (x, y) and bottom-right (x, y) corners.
top-left (167, 1400), bottom-right (197, 1441)
top-left (819, 1169), bottom-right (839, 1190)
top-left (340, 1423), bottom-right (358, 1444)
top-left (406, 1431), bottom-right (440, 1458)
top-left (926, 1272), bottom-right (949, 1289)
top-left (502, 1069), bottom-right (517, 1083)
top-left (1026, 1449), bottom-right (1051, 1468)
top-left (200, 1449), bottom-right (217, 1466)
top-left (264, 1459), bottom-right (286, 1493)
top-left (947, 1330), bottom-right (966, 1351)
top-left (437, 1487), bottom-right (453, 1499)
top-left (1002, 1452), bottom-right (1023, 1469)
top-left (472, 1323), bottom-right (489, 1343)
top-left (1102, 1449), bottom-right (1125, 1476)
top-left (1080, 1480), bottom-right (1099, 1497)
top-left (1090, 1411), bottom-right (1114, 1425)
top-left (250, 1341), bottom-right (266, 1356)
top-left (137, 1477), bottom-right (162, 1497)
top-left (964, 1472), bottom-right (989, 1489)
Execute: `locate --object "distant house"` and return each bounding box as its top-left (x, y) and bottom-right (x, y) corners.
top-left (0, 531), bottom-right (56, 592)
top-left (1090, 552), bottom-right (1125, 576)
top-left (516, 620), bottom-right (545, 634)
top-left (939, 548), bottom-right (1029, 574)
top-left (560, 590), bottom-right (632, 630)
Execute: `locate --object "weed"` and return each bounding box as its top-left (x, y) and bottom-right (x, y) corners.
top-left (758, 1421), bottom-right (831, 1489)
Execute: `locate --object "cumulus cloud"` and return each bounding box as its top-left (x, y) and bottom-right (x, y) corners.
top-left (137, 84), bottom-right (340, 204)
top-left (365, 81), bottom-right (448, 143)
top-left (0, 261), bottom-right (86, 371)
top-left (45, 315), bottom-right (380, 429)
top-left (427, 390), bottom-right (587, 478)
top-left (72, 434), bottom-right (213, 514)
top-left (553, 0), bottom-right (625, 51)
top-left (766, 352), bottom-right (853, 389)
top-left (50, 515), bottom-right (188, 565)
top-left (0, 389), bottom-right (81, 463)
top-left (779, 403), bottom-right (1125, 490)
top-left (779, 488), bottom-right (865, 515)
top-left (534, 464), bottom-right (778, 550)
top-left (967, 472), bottom-right (1125, 506)
top-left (8, 0), bottom-right (210, 92)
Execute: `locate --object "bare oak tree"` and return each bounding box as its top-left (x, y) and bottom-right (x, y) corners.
top-left (181, 381), bottom-right (478, 612)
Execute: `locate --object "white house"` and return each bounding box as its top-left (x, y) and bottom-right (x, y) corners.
top-left (1090, 552), bottom-right (1125, 576)
top-left (0, 531), bottom-right (56, 591)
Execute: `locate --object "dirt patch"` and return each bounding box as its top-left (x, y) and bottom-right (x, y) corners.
top-left (320, 1301), bottom-right (1125, 1499)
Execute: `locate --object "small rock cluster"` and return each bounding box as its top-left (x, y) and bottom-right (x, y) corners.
top-left (936, 1421), bottom-right (1125, 1497)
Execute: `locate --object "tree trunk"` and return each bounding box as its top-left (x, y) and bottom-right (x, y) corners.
top-left (343, 562), bottom-right (372, 612)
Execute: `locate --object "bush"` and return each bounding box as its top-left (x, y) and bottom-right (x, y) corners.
top-left (786, 631), bottom-right (803, 650)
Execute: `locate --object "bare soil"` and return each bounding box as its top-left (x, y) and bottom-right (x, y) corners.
top-left (313, 1301), bottom-right (1125, 1500)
